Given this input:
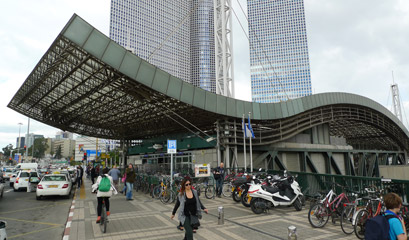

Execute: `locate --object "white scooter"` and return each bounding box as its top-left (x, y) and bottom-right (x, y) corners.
top-left (248, 171), bottom-right (303, 214)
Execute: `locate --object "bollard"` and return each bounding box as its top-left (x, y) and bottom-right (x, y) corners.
top-left (288, 225), bottom-right (297, 240)
top-left (218, 206), bottom-right (224, 225)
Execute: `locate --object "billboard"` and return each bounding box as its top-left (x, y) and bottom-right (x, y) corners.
top-left (194, 164), bottom-right (211, 177)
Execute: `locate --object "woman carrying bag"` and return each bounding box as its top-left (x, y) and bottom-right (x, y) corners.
top-left (171, 177), bottom-right (208, 240)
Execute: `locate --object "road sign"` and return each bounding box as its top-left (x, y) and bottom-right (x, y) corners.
top-left (167, 140), bottom-right (177, 154)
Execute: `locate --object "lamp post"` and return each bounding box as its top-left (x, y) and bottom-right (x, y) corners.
top-left (17, 123), bottom-right (23, 162)
top-left (26, 118), bottom-right (30, 162)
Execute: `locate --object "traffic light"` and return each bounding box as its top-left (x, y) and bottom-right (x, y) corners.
top-left (24, 145), bottom-right (26, 150)
top-left (84, 152), bottom-right (87, 161)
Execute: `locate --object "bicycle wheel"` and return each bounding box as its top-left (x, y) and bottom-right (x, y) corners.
top-left (152, 185), bottom-right (162, 199)
top-left (160, 189), bottom-right (173, 204)
top-left (354, 209), bottom-right (369, 239)
top-left (205, 186), bottom-right (215, 199)
top-left (308, 203), bottom-right (329, 228)
top-left (100, 204), bottom-right (107, 233)
top-left (340, 205), bottom-right (355, 234)
top-left (222, 183), bottom-right (232, 197)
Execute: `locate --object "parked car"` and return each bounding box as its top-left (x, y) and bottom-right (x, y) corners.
top-left (0, 183), bottom-right (4, 198)
top-left (2, 168), bottom-right (16, 181)
top-left (9, 172), bottom-right (18, 188)
top-left (36, 174), bottom-right (72, 200)
top-left (67, 169), bottom-right (77, 184)
top-left (13, 170), bottom-right (40, 192)
top-left (57, 170), bottom-right (73, 184)
top-left (0, 221), bottom-right (6, 240)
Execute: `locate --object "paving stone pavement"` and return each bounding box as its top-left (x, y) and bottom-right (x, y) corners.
top-left (68, 179), bottom-right (358, 240)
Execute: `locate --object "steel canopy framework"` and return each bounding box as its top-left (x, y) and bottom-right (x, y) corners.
top-left (8, 14), bottom-right (409, 153)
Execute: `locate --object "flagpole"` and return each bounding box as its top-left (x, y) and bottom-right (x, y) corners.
top-left (242, 114), bottom-right (247, 173)
top-left (249, 112), bottom-right (253, 173)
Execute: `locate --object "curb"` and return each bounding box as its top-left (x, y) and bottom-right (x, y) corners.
top-left (63, 189), bottom-right (77, 240)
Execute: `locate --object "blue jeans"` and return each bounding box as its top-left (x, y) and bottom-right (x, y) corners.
top-left (126, 182), bottom-right (133, 199)
top-left (216, 179), bottom-right (223, 196)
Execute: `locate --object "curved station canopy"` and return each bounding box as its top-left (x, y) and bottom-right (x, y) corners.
top-left (8, 14), bottom-right (409, 152)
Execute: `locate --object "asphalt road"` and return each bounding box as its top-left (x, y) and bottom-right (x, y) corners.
top-left (0, 181), bottom-right (73, 240)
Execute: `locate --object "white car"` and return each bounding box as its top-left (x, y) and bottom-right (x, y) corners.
top-left (13, 170), bottom-right (40, 191)
top-left (36, 174), bottom-right (72, 200)
top-left (2, 168), bottom-right (16, 181)
top-left (0, 183), bottom-right (4, 198)
top-left (0, 221), bottom-right (6, 240)
top-left (58, 170), bottom-right (73, 184)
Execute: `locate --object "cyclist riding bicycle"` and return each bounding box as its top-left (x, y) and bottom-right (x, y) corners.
top-left (92, 168), bottom-right (117, 223)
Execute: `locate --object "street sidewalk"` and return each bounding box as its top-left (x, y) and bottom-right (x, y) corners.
top-left (67, 178), bottom-right (357, 240)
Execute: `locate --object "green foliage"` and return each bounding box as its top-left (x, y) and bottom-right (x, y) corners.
top-left (2, 144), bottom-right (13, 158)
top-left (28, 138), bottom-right (49, 158)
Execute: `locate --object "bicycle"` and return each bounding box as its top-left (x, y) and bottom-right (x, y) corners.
top-left (99, 200), bottom-right (109, 233)
top-left (354, 194), bottom-right (384, 239)
top-left (340, 194), bottom-right (362, 235)
top-left (308, 183), bottom-right (351, 228)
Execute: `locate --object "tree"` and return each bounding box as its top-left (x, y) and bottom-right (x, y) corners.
top-left (29, 138), bottom-right (49, 159)
top-left (55, 145), bottom-right (62, 159)
top-left (2, 144), bottom-right (13, 158)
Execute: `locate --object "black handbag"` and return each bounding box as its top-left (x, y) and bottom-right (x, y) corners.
top-left (190, 215), bottom-right (201, 228)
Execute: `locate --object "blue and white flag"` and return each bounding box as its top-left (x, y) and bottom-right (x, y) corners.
top-left (245, 115), bottom-right (255, 138)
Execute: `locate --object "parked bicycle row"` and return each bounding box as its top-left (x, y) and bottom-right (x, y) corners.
top-left (308, 183), bottom-right (409, 239)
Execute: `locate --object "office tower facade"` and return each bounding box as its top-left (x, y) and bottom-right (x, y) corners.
top-left (191, 0), bottom-right (216, 92)
top-left (248, 0), bottom-right (312, 103)
top-left (110, 0), bottom-right (215, 92)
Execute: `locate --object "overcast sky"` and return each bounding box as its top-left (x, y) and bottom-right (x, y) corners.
top-left (0, 0), bottom-right (408, 149)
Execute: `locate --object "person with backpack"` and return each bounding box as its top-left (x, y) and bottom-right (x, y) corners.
top-left (91, 168), bottom-right (117, 223)
top-left (365, 192), bottom-right (407, 240)
top-left (385, 193), bottom-right (407, 240)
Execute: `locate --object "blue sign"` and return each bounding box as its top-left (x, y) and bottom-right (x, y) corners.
top-left (167, 140), bottom-right (177, 154)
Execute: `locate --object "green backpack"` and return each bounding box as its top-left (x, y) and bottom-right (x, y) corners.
top-left (99, 176), bottom-right (111, 192)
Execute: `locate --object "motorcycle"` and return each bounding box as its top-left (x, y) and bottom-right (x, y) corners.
top-left (248, 171), bottom-right (303, 214)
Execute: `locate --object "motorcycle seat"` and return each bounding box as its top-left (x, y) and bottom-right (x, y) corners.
top-left (262, 185), bottom-right (280, 194)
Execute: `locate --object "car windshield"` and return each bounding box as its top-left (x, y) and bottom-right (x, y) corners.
top-left (20, 172), bottom-right (30, 177)
top-left (30, 172), bottom-right (38, 177)
top-left (43, 176), bottom-right (66, 181)
top-left (6, 169), bottom-right (13, 172)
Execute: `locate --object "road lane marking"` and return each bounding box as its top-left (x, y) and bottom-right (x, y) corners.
top-left (0, 216), bottom-right (63, 226)
top-left (5, 189), bottom-right (13, 193)
top-left (8, 225), bottom-right (62, 239)
top-left (0, 202), bottom-right (69, 214)
top-left (80, 181), bottom-right (86, 199)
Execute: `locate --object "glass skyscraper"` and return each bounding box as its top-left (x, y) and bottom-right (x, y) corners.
top-left (110, 0), bottom-right (215, 92)
top-left (248, 0), bottom-right (312, 103)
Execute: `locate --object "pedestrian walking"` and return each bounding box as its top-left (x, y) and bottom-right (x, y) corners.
top-left (213, 162), bottom-right (225, 197)
top-left (125, 164), bottom-right (136, 200)
top-left (77, 165), bottom-right (84, 188)
top-left (91, 166), bottom-right (96, 185)
top-left (86, 165), bottom-right (91, 179)
top-left (171, 177), bottom-right (208, 240)
top-left (108, 165), bottom-right (121, 190)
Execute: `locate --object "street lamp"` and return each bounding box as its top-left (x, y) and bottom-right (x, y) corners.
top-left (17, 123), bottom-right (23, 161)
